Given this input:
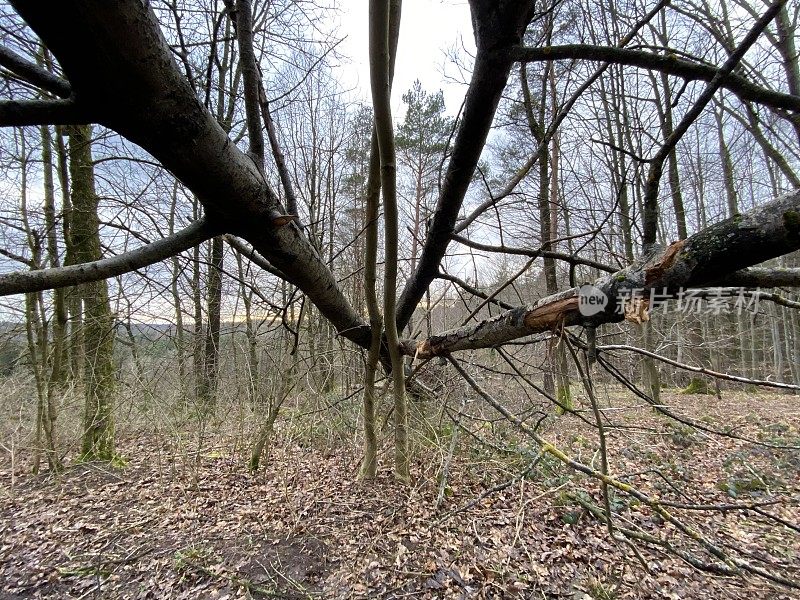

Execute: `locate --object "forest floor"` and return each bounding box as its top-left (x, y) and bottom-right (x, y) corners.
top-left (0, 389), bottom-right (799, 599)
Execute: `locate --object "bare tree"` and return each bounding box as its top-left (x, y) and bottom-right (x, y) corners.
top-left (0, 0), bottom-right (798, 534)
top-left (2, 0), bottom-right (800, 589)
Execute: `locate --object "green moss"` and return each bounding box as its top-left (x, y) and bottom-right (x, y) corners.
top-left (58, 565), bottom-right (111, 578)
top-left (783, 210), bottom-right (800, 235)
top-left (174, 545), bottom-right (218, 573)
top-left (110, 454), bottom-right (128, 468)
top-left (668, 423), bottom-right (698, 448)
top-left (560, 510), bottom-right (581, 525)
top-left (587, 579), bottom-right (619, 600)
top-left (555, 385), bottom-right (574, 415)
top-left (680, 377), bottom-right (712, 395)
top-left (77, 451), bottom-right (127, 467)
top-left (717, 477), bottom-right (767, 497)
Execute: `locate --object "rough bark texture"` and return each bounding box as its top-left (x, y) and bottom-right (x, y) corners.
top-left (67, 125), bottom-right (116, 460)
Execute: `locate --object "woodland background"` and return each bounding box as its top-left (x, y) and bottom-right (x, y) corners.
top-left (0, 0), bottom-right (799, 597)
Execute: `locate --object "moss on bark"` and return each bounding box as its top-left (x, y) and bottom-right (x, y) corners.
top-left (680, 377), bottom-right (712, 395)
top-left (68, 125), bottom-right (116, 461)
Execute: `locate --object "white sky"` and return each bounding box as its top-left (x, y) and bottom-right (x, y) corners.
top-left (335, 1), bottom-right (475, 114)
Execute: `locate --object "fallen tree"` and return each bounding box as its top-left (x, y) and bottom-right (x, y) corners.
top-left (407, 190), bottom-right (800, 358)
top-left (2, 1), bottom-right (800, 591)
top-left (3, 0), bottom-right (798, 362)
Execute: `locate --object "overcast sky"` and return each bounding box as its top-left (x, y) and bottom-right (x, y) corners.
top-left (335, 0), bottom-right (475, 114)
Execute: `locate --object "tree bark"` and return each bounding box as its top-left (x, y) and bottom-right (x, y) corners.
top-left (67, 125), bottom-right (115, 461)
top-left (40, 124), bottom-right (63, 472)
top-left (370, 0), bottom-right (409, 482)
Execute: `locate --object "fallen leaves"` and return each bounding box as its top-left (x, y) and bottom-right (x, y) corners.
top-left (0, 391), bottom-right (797, 598)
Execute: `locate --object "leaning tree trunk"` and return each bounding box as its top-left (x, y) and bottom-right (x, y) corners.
top-left (408, 191), bottom-right (800, 358)
top-left (68, 124), bottom-right (116, 461)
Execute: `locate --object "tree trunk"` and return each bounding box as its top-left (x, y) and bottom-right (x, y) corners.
top-left (370, 0), bottom-right (409, 482)
top-left (199, 236), bottom-right (223, 412)
top-left (169, 183), bottom-right (187, 402)
top-left (192, 201), bottom-right (204, 409)
top-left (68, 124), bottom-right (116, 461)
top-left (360, 130), bottom-right (383, 480)
top-left (408, 192), bottom-right (800, 358)
top-left (40, 124), bottom-right (63, 471)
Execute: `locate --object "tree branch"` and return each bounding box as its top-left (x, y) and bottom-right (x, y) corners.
top-left (11, 0), bottom-right (372, 350)
top-left (593, 343), bottom-right (800, 391)
top-left (406, 190), bottom-right (800, 358)
top-left (0, 98), bottom-right (89, 127)
top-left (509, 44), bottom-right (800, 116)
top-left (396, 0), bottom-right (534, 330)
top-left (0, 45), bottom-right (72, 98)
top-left (453, 155), bottom-right (534, 235)
top-left (223, 234), bottom-right (287, 281)
top-left (436, 270), bottom-right (516, 310)
top-left (643, 0), bottom-right (785, 250)
top-left (451, 233), bottom-right (616, 272)
top-left (0, 218), bottom-right (215, 296)
top-left (228, 0), bottom-right (265, 170)
top-left (719, 266), bottom-right (800, 287)
top-left (400, 0), bottom-right (670, 319)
